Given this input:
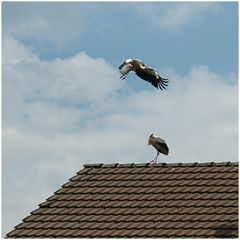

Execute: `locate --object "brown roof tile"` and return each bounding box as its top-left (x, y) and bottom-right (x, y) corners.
top-left (6, 161), bottom-right (238, 238)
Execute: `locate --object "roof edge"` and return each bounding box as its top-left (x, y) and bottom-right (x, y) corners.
top-left (83, 161), bottom-right (238, 169)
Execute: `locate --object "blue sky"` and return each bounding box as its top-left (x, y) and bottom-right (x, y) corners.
top-left (3, 2), bottom-right (238, 74)
top-left (2, 1), bottom-right (238, 237)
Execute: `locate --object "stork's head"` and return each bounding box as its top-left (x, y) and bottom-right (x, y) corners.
top-left (125, 59), bottom-right (132, 63)
top-left (148, 133), bottom-right (154, 145)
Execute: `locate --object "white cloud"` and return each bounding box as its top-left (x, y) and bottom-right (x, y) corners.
top-left (135, 2), bottom-right (223, 31)
top-left (2, 37), bottom-right (238, 236)
top-left (2, 36), bottom-right (122, 131)
top-left (2, 36), bottom-right (37, 64)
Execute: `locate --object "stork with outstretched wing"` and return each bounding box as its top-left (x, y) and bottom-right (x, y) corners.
top-left (119, 59), bottom-right (169, 90)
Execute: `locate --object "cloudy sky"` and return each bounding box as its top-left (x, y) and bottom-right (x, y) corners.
top-left (2, 1), bottom-right (238, 236)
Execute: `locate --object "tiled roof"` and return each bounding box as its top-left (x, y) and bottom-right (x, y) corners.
top-left (6, 162), bottom-right (238, 238)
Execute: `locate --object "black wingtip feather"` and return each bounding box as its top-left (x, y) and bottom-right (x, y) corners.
top-left (161, 84), bottom-right (166, 89)
top-left (161, 81), bottom-right (168, 86)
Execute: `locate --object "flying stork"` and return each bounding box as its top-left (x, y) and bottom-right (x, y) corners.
top-left (148, 133), bottom-right (169, 164)
top-left (119, 59), bottom-right (169, 90)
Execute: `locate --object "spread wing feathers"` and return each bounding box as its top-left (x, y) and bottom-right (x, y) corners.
top-left (135, 69), bottom-right (168, 90)
top-left (155, 138), bottom-right (169, 155)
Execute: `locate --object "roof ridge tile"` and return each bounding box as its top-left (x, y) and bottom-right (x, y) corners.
top-left (83, 163), bottom-right (103, 168)
top-left (83, 162), bottom-right (238, 168)
top-left (101, 163), bottom-right (119, 168)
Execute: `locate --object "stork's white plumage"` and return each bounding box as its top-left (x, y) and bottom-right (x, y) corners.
top-left (148, 133), bottom-right (169, 164)
top-left (119, 59), bottom-right (168, 90)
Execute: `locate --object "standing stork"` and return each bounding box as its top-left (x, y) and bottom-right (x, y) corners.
top-left (148, 133), bottom-right (169, 164)
top-left (119, 59), bottom-right (169, 90)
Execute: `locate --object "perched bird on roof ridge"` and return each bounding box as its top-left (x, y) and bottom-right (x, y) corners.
top-left (119, 59), bottom-right (169, 90)
top-left (148, 133), bottom-right (169, 164)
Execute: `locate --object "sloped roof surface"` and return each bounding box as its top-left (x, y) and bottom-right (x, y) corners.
top-left (7, 162), bottom-right (238, 238)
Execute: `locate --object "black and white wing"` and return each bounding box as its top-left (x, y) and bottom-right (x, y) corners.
top-left (135, 69), bottom-right (169, 90)
top-left (119, 60), bottom-right (134, 79)
top-left (155, 137), bottom-right (169, 155)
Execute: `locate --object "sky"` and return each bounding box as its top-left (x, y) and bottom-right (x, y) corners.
top-left (2, 1), bottom-right (238, 237)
